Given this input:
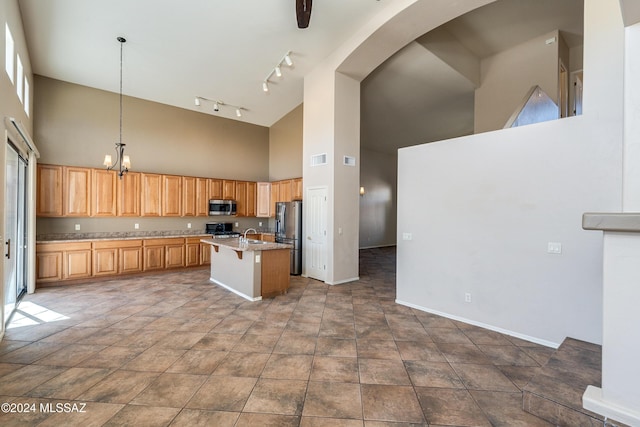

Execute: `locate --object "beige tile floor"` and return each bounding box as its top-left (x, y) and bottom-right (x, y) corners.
top-left (0, 247), bottom-right (557, 426)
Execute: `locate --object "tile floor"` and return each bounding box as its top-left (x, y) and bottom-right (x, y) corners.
top-left (0, 246), bottom-right (558, 426)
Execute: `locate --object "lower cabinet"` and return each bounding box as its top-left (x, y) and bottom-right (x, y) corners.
top-left (165, 238), bottom-right (186, 269)
top-left (36, 236), bottom-right (208, 285)
top-left (36, 242), bottom-right (92, 282)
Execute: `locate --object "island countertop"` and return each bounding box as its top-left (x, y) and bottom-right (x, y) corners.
top-left (200, 237), bottom-right (292, 252)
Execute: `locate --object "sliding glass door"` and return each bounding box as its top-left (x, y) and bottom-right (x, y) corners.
top-left (4, 141), bottom-right (28, 327)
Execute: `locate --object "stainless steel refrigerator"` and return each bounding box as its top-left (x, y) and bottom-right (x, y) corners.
top-left (275, 201), bottom-right (302, 275)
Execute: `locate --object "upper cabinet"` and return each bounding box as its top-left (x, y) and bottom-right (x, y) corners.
top-left (141, 173), bottom-right (162, 217)
top-left (222, 180), bottom-right (236, 199)
top-left (117, 172), bottom-right (141, 216)
top-left (37, 164), bottom-right (63, 217)
top-left (92, 169), bottom-right (117, 216)
top-left (256, 182), bottom-right (271, 218)
top-left (183, 176), bottom-right (197, 217)
top-left (63, 166), bottom-right (91, 217)
top-left (195, 178), bottom-right (210, 216)
top-left (36, 163), bottom-right (302, 219)
top-left (293, 178), bottom-right (303, 200)
top-left (162, 175), bottom-right (182, 216)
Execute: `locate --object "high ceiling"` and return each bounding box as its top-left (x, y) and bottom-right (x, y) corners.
top-left (18, 0), bottom-right (583, 153)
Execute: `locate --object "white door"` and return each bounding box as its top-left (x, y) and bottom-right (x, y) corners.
top-left (305, 186), bottom-right (327, 281)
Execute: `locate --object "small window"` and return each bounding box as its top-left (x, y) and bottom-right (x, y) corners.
top-left (5, 23), bottom-right (14, 83)
top-left (24, 77), bottom-right (30, 116)
top-left (17, 54), bottom-right (23, 103)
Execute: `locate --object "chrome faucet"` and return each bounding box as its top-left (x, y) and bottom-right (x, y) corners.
top-left (241, 228), bottom-right (258, 243)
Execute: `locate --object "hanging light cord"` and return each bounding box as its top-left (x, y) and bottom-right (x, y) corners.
top-left (118, 36), bottom-right (125, 147)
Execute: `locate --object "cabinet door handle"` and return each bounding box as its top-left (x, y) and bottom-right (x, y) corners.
top-left (5, 239), bottom-right (10, 259)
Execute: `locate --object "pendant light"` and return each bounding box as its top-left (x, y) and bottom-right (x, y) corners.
top-left (104, 36), bottom-right (131, 178)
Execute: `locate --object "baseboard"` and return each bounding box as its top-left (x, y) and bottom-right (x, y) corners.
top-left (327, 276), bottom-right (360, 285)
top-left (583, 385), bottom-right (640, 426)
top-left (209, 278), bottom-right (262, 302)
top-left (395, 298), bottom-right (560, 349)
top-left (359, 244), bottom-right (397, 250)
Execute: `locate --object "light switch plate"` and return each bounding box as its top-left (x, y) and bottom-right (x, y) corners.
top-left (402, 232), bottom-right (412, 241)
top-left (547, 242), bottom-right (562, 254)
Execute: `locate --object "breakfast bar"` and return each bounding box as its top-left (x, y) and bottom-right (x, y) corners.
top-left (201, 237), bottom-right (292, 300)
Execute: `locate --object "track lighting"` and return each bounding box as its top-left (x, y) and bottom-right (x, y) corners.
top-left (262, 51), bottom-right (293, 94)
top-left (194, 96), bottom-right (246, 119)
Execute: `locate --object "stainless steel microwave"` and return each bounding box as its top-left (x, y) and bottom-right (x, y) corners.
top-left (208, 199), bottom-right (237, 216)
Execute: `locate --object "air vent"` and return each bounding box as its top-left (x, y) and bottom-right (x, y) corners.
top-left (343, 156), bottom-right (356, 166)
top-left (311, 153), bottom-right (327, 166)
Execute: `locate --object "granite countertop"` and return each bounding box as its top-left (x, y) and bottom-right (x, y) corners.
top-left (582, 212), bottom-right (640, 232)
top-left (201, 237), bottom-right (292, 252)
top-left (37, 230), bottom-right (211, 243)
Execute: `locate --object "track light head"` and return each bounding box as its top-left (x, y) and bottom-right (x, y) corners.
top-left (262, 81), bottom-right (269, 93)
top-left (275, 66), bottom-right (282, 77)
top-left (284, 54), bottom-right (293, 67)
top-left (213, 102), bottom-right (219, 112)
top-left (195, 97), bottom-right (200, 106)
top-left (236, 108), bottom-right (242, 117)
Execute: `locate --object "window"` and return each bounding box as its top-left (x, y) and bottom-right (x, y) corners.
top-left (24, 77), bottom-right (30, 116)
top-left (17, 54), bottom-right (23, 103)
top-left (5, 23), bottom-right (14, 83)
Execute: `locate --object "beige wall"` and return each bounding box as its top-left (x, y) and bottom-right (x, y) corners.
top-left (2, 0), bottom-right (35, 333)
top-left (34, 76), bottom-right (269, 180)
top-left (268, 104), bottom-right (303, 181)
top-left (474, 30), bottom-right (561, 133)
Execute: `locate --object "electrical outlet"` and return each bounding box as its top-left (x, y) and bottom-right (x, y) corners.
top-left (402, 232), bottom-right (412, 241)
top-left (134, 223), bottom-right (139, 229)
top-left (74, 224), bottom-right (80, 231)
top-left (187, 223), bottom-right (192, 229)
top-left (258, 222), bottom-right (263, 227)
top-left (235, 222), bottom-right (239, 227)
top-left (465, 293), bottom-right (472, 303)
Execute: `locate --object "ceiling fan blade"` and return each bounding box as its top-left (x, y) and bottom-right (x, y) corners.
top-left (296, 0), bottom-right (312, 28)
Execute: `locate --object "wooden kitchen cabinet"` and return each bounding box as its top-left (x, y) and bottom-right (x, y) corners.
top-left (36, 164), bottom-right (63, 217)
top-left (92, 169), bottom-right (117, 217)
top-left (92, 240), bottom-right (143, 276)
top-left (222, 180), bottom-right (236, 199)
top-left (162, 175), bottom-right (182, 216)
top-left (117, 172), bottom-right (141, 216)
top-left (270, 181), bottom-right (280, 218)
top-left (292, 178), bottom-right (303, 200)
top-left (92, 241), bottom-right (118, 276)
top-left (185, 237), bottom-right (201, 267)
top-left (247, 181), bottom-right (257, 217)
top-left (63, 242), bottom-right (92, 280)
top-left (36, 244), bottom-right (63, 283)
top-left (63, 166), bottom-right (91, 217)
top-left (143, 239), bottom-right (165, 271)
top-left (36, 241), bottom-right (92, 283)
top-left (195, 177), bottom-right (210, 216)
top-left (119, 242), bottom-right (143, 274)
top-left (165, 238), bottom-right (185, 269)
top-left (256, 182), bottom-right (271, 217)
top-left (141, 173), bottom-right (162, 216)
top-left (182, 176), bottom-right (197, 217)
top-left (209, 179), bottom-right (222, 199)
top-left (200, 242), bottom-right (211, 265)
top-left (235, 181), bottom-right (247, 216)
top-left (279, 179), bottom-right (293, 203)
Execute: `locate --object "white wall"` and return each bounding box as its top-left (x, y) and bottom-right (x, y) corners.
top-left (397, 0), bottom-right (624, 346)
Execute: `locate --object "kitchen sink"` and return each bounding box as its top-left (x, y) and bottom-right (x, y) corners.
top-left (246, 239), bottom-right (268, 244)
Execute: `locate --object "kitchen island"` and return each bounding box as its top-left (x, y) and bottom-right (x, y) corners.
top-left (201, 237), bottom-right (292, 300)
